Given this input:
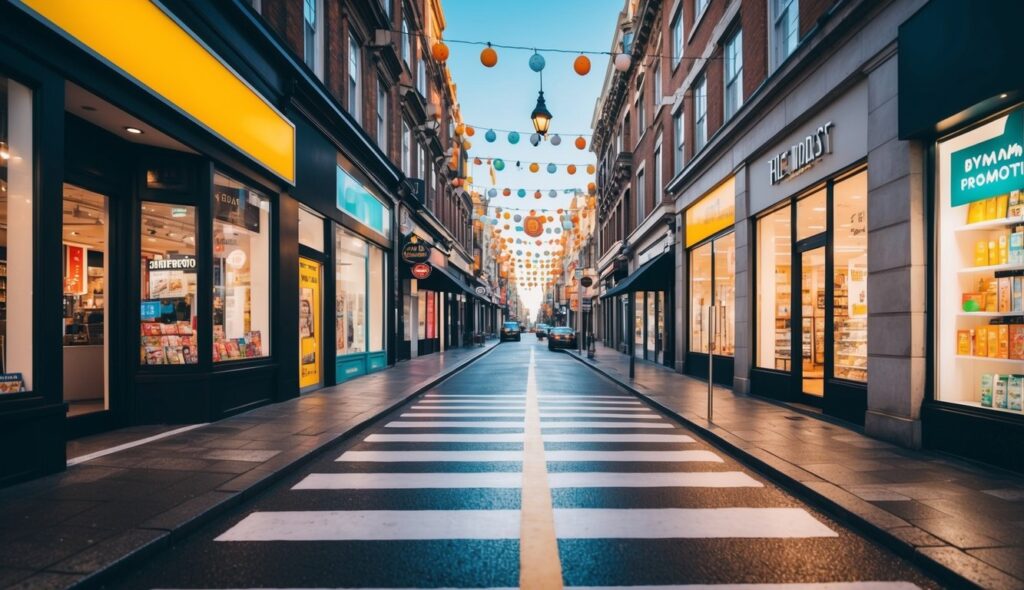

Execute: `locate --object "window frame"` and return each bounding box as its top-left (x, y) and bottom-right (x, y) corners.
top-left (770, 0), bottom-right (799, 71)
top-left (348, 34), bottom-right (362, 122)
top-left (670, 4), bottom-right (683, 68)
top-left (693, 73), bottom-right (707, 152)
top-left (303, 0), bottom-right (324, 80)
top-left (401, 119), bottom-right (412, 176)
top-left (673, 109), bottom-right (685, 172)
top-left (376, 78), bottom-right (388, 151)
top-left (636, 163), bottom-right (647, 225)
top-left (401, 18), bottom-right (411, 67)
top-left (724, 27), bottom-right (743, 120)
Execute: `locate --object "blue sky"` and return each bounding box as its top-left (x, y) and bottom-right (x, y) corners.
top-left (442, 0), bottom-right (622, 315)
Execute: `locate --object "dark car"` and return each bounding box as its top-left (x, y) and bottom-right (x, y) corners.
top-left (535, 323), bottom-right (550, 339)
top-left (500, 321), bottom-right (521, 342)
top-left (547, 327), bottom-right (577, 350)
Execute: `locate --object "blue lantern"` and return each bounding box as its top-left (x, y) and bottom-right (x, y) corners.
top-left (529, 53), bottom-right (546, 72)
top-left (517, 188), bottom-right (526, 198)
top-left (513, 214), bottom-right (522, 222)
top-left (549, 189), bottom-right (557, 198)
top-left (485, 129), bottom-right (497, 142)
top-left (487, 188), bottom-right (497, 198)
top-left (508, 131), bottom-right (520, 144)
top-left (547, 163), bottom-right (557, 174)
top-left (493, 158), bottom-right (505, 171)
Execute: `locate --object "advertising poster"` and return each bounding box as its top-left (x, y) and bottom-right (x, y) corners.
top-left (299, 257), bottom-right (321, 389)
top-left (426, 291), bottom-right (436, 339)
top-left (64, 244), bottom-right (88, 295)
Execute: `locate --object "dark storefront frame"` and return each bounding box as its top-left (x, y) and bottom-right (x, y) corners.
top-left (685, 228), bottom-right (735, 386)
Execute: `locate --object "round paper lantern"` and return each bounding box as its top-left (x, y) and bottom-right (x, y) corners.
top-left (487, 188), bottom-right (497, 198)
top-left (573, 54), bottom-right (591, 76)
top-left (513, 214), bottom-right (522, 222)
top-left (455, 123), bottom-right (465, 136)
top-left (529, 53), bottom-right (546, 72)
top-left (523, 215), bottom-right (545, 237)
top-left (517, 188), bottom-right (527, 198)
top-left (550, 134), bottom-right (562, 147)
top-left (503, 187), bottom-right (511, 196)
top-left (473, 157), bottom-right (482, 165)
top-left (481, 45), bottom-right (498, 67)
top-left (493, 158), bottom-right (505, 171)
top-left (575, 136), bottom-right (587, 150)
top-left (431, 41), bottom-right (450, 62)
top-left (462, 140), bottom-right (472, 150)
top-left (503, 211), bottom-right (511, 220)
top-left (546, 163), bottom-right (557, 174)
top-left (452, 178), bottom-right (462, 187)
top-left (549, 189), bottom-right (557, 198)
top-left (586, 164), bottom-right (596, 175)
top-left (534, 190), bottom-right (542, 199)
top-left (614, 53), bottom-right (631, 72)
top-left (530, 133), bottom-right (541, 146)
top-left (567, 164), bottom-right (577, 175)
top-left (485, 129), bottom-right (497, 142)
top-left (529, 162), bottom-right (539, 173)
top-left (508, 131), bottom-right (520, 144)
top-left (465, 126), bottom-right (475, 137)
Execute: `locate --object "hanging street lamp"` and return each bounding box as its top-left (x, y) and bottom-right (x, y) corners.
top-left (531, 85), bottom-right (553, 135)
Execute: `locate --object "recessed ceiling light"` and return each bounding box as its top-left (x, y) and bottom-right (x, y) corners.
top-left (1000, 93), bottom-right (1009, 99)
top-left (124, 126), bottom-right (144, 135)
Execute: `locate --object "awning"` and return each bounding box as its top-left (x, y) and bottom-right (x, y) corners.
top-left (413, 262), bottom-right (476, 299)
top-left (601, 251), bottom-right (673, 299)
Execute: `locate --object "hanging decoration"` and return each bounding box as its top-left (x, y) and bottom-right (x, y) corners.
top-left (529, 162), bottom-right (539, 173)
top-left (508, 131), bottom-right (520, 144)
top-left (546, 163), bottom-right (557, 174)
top-left (550, 134), bottom-right (562, 146)
top-left (528, 52), bottom-right (546, 72)
top-left (586, 164), bottom-right (595, 175)
top-left (567, 164), bottom-right (577, 175)
top-left (431, 41), bottom-right (450, 62)
top-left (575, 136), bottom-right (587, 150)
top-left (465, 126), bottom-right (475, 137)
top-left (573, 54), bottom-right (591, 76)
top-left (517, 188), bottom-right (527, 198)
top-left (530, 133), bottom-right (541, 146)
top-left (523, 214), bottom-right (545, 237)
top-left (614, 53), bottom-right (631, 72)
top-left (485, 129), bottom-right (497, 142)
top-left (493, 158), bottom-right (505, 171)
top-left (481, 43), bottom-right (498, 67)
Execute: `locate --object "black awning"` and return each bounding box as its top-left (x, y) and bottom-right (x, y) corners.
top-left (413, 262), bottom-right (476, 299)
top-left (601, 251), bottom-right (673, 299)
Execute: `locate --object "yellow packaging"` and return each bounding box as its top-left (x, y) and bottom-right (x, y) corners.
top-left (999, 277), bottom-right (1012, 312)
top-left (976, 326), bottom-right (989, 356)
top-left (999, 324), bottom-right (1010, 359)
top-left (984, 278), bottom-right (999, 311)
top-left (976, 240), bottom-right (990, 266)
top-left (999, 233), bottom-right (1009, 265)
top-left (988, 326), bottom-right (999, 358)
top-left (970, 329), bottom-right (977, 356)
top-left (957, 330), bottom-right (971, 355)
top-left (989, 240), bottom-right (998, 265)
top-left (997, 194), bottom-right (1009, 218)
top-left (968, 200), bottom-right (986, 224)
top-left (986, 197), bottom-right (999, 220)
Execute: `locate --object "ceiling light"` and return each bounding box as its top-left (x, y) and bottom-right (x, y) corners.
top-left (1001, 93), bottom-right (1009, 99)
top-left (0, 142), bottom-right (9, 160)
top-left (70, 231), bottom-right (79, 236)
top-left (124, 126), bottom-right (144, 135)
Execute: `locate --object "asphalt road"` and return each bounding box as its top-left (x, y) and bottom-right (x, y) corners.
top-left (107, 339), bottom-right (941, 589)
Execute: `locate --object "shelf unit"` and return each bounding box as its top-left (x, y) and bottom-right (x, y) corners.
top-left (953, 217), bottom-right (1024, 233)
top-left (774, 266), bottom-right (791, 371)
top-left (834, 271), bottom-right (868, 382)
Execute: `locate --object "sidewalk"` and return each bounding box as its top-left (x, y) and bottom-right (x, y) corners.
top-left (568, 344), bottom-right (1024, 590)
top-left (0, 341), bottom-right (498, 590)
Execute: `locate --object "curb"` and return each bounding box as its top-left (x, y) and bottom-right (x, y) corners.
top-left (564, 351), bottom-right (1004, 590)
top-left (68, 343), bottom-right (501, 590)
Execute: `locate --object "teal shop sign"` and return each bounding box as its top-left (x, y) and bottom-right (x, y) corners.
top-left (950, 110), bottom-right (1024, 206)
top-left (337, 166), bottom-right (392, 237)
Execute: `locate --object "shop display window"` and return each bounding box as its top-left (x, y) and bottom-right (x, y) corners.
top-left (796, 188), bottom-right (826, 240)
top-left (63, 186), bottom-right (108, 415)
top-left (832, 172), bottom-right (868, 382)
top-left (689, 234), bottom-right (735, 355)
top-left (139, 202), bottom-right (198, 366)
top-left (336, 227), bottom-right (367, 355)
top-left (756, 205), bottom-right (792, 370)
top-left (368, 246), bottom-right (385, 351)
top-left (936, 108), bottom-right (1024, 414)
top-left (634, 292), bottom-right (643, 357)
top-left (0, 76), bottom-right (33, 393)
top-left (213, 173), bottom-right (271, 361)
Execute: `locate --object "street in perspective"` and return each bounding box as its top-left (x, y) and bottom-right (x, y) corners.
top-left (1, 0), bottom-right (1023, 589)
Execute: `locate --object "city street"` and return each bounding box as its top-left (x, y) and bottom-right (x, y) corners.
top-left (108, 340), bottom-right (939, 589)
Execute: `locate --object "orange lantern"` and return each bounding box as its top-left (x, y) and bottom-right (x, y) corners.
top-left (523, 215), bottom-right (544, 237)
top-left (455, 123), bottom-right (465, 136)
top-left (503, 188), bottom-right (511, 196)
top-left (473, 157), bottom-right (482, 165)
top-left (431, 42), bottom-right (450, 62)
top-left (480, 45), bottom-right (498, 67)
top-left (534, 190), bottom-right (542, 199)
top-left (587, 181), bottom-right (596, 193)
top-left (567, 164), bottom-right (577, 175)
top-left (575, 136), bottom-right (587, 150)
top-left (529, 162), bottom-right (539, 173)
top-left (586, 164), bottom-right (596, 175)
top-left (573, 55), bottom-right (591, 76)
top-left (465, 126), bottom-right (475, 137)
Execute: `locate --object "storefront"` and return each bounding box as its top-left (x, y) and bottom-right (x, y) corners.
top-left (684, 177), bottom-right (736, 385)
top-left (899, 0), bottom-right (1024, 471)
top-left (601, 249), bottom-right (674, 367)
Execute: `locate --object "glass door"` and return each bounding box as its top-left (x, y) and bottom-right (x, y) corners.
top-left (797, 245), bottom-right (827, 398)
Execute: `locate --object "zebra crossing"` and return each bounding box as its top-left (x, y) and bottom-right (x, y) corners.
top-left (114, 343), bottom-right (934, 589)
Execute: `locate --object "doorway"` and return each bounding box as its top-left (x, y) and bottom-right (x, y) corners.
top-left (796, 243), bottom-right (826, 398)
top-left (298, 256), bottom-right (323, 392)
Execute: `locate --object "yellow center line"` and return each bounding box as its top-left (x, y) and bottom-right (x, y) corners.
top-left (520, 347), bottom-right (564, 589)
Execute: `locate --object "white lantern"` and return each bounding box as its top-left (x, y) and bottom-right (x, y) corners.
top-left (550, 134), bottom-right (562, 146)
top-left (614, 53), bottom-right (631, 72)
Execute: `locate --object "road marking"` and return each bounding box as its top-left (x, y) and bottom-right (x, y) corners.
top-left (413, 405), bottom-right (648, 411)
top-left (546, 450), bottom-right (722, 462)
top-left (401, 412), bottom-right (526, 418)
top-left (365, 433), bottom-right (525, 442)
top-left (386, 421), bottom-right (526, 429)
top-left (215, 510), bottom-right (521, 541)
top-left (539, 400), bottom-right (642, 405)
top-left (543, 433), bottom-right (695, 443)
top-left (540, 421), bottom-right (674, 429)
top-left (539, 413), bottom-right (662, 419)
top-left (547, 471), bottom-right (761, 488)
top-left (412, 405), bottom-right (526, 410)
top-left (337, 450), bottom-right (522, 462)
top-left (66, 423), bottom-right (208, 467)
top-left (521, 346), bottom-right (564, 590)
top-left (158, 581), bottom-right (923, 589)
top-left (292, 472), bottom-right (523, 489)
top-left (552, 508), bottom-right (837, 538)
top-left (423, 394), bottom-right (525, 399)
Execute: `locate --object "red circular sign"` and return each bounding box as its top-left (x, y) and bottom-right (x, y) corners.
top-left (411, 263), bottom-right (432, 279)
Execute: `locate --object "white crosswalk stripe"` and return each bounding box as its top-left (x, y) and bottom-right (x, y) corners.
top-left (545, 450), bottom-right (722, 462)
top-left (293, 472), bottom-right (523, 489)
top-left (385, 421), bottom-right (526, 428)
top-left (216, 510), bottom-right (522, 541)
top-left (553, 508), bottom-right (838, 539)
top-left (547, 471), bottom-right (762, 488)
top-left (365, 433), bottom-right (525, 442)
top-left (542, 433), bottom-right (696, 443)
top-left (337, 450), bottom-right (522, 462)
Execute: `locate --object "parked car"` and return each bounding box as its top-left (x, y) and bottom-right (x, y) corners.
top-left (535, 323), bottom-right (550, 339)
top-left (500, 321), bottom-right (522, 342)
top-left (547, 327), bottom-right (577, 350)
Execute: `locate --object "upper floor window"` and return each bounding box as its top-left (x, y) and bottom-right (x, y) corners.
top-left (416, 142), bottom-right (425, 182)
top-left (653, 139), bottom-right (663, 204)
top-left (670, 5), bottom-right (683, 68)
top-left (348, 35), bottom-right (361, 121)
top-left (673, 109), bottom-right (685, 172)
top-left (401, 120), bottom-right (412, 176)
top-left (417, 53), bottom-right (427, 97)
top-left (724, 28), bottom-right (743, 120)
top-left (376, 79), bottom-right (388, 152)
top-left (636, 167), bottom-right (647, 224)
top-left (636, 90), bottom-right (645, 143)
top-left (303, 0), bottom-right (324, 79)
top-left (381, 0), bottom-right (391, 19)
top-left (652, 58), bottom-right (662, 105)
top-left (695, 0), bottom-right (710, 20)
top-left (772, 0), bottom-right (799, 70)
top-left (401, 18), bottom-right (411, 66)
top-left (693, 73), bottom-right (707, 151)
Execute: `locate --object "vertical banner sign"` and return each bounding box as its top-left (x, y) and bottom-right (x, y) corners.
top-left (426, 291), bottom-right (436, 339)
top-left (950, 110), bottom-right (1024, 206)
top-left (64, 244), bottom-right (87, 295)
top-left (298, 257), bottom-right (321, 389)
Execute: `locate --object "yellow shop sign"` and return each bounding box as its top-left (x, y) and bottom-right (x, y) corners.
top-left (685, 176), bottom-right (735, 247)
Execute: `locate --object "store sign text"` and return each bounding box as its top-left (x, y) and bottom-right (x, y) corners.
top-left (950, 110), bottom-right (1024, 206)
top-left (147, 256), bottom-right (197, 272)
top-left (768, 122), bottom-right (834, 185)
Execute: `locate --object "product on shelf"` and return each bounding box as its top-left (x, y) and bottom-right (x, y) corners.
top-left (139, 320), bottom-right (197, 365)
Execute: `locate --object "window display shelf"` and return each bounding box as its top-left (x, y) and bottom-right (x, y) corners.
top-left (954, 217), bottom-right (1024, 232)
top-left (955, 355), bottom-right (1024, 366)
top-left (948, 400), bottom-right (1023, 416)
top-left (835, 363), bottom-right (868, 370)
top-left (958, 263), bottom-right (1024, 276)
top-left (957, 311), bottom-right (1024, 318)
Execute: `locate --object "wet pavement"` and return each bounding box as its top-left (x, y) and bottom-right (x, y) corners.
top-left (107, 339), bottom-right (941, 589)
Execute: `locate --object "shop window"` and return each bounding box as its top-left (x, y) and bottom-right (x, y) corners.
top-left (368, 245), bottom-right (385, 351)
top-left (213, 173), bottom-right (271, 361)
top-left (935, 108), bottom-right (1024, 413)
top-left (336, 227), bottom-right (367, 355)
top-left (298, 206), bottom-right (324, 251)
top-left (0, 76), bottom-right (33, 393)
top-left (634, 292), bottom-right (644, 357)
top-left (756, 205), bottom-right (792, 370)
top-left (796, 187), bottom-right (826, 240)
top-left (832, 171), bottom-right (868, 382)
top-left (140, 201), bottom-right (197, 368)
top-left (417, 290), bottom-right (427, 340)
top-left (690, 242), bottom-right (712, 353)
top-left (690, 234), bottom-right (735, 355)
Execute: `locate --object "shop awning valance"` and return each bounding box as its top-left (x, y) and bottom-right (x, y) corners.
top-left (413, 262), bottom-right (476, 299)
top-left (601, 251), bottom-right (673, 299)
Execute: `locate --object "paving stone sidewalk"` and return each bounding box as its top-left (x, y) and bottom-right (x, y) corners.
top-left (568, 344), bottom-right (1024, 590)
top-left (0, 341), bottom-right (498, 590)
